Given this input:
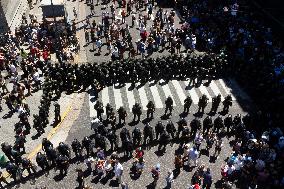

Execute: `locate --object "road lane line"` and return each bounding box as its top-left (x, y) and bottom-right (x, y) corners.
top-left (125, 83), bottom-right (136, 110)
top-left (137, 86), bottom-right (149, 110)
top-left (160, 84), bottom-right (176, 106)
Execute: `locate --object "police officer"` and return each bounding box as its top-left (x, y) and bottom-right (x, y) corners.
top-left (1, 143), bottom-right (13, 162)
top-left (36, 152), bottom-right (49, 171)
top-left (198, 94), bottom-right (209, 114)
top-left (190, 117), bottom-right (201, 137)
top-left (224, 114), bottom-right (233, 134)
top-left (222, 95), bottom-right (232, 113)
top-left (155, 121), bottom-right (165, 140)
top-left (184, 96), bottom-right (192, 114)
top-left (45, 146), bottom-right (57, 167)
top-left (143, 123), bottom-right (154, 146)
top-left (94, 101), bottom-right (104, 121)
top-left (181, 126), bottom-right (190, 145)
top-left (6, 162), bottom-right (21, 182)
top-left (82, 137), bottom-right (93, 157)
top-left (210, 94), bottom-right (221, 114)
top-left (54, 102), bottom-right (61, 123)
top-left (42, 138), bottom-right (53, 152)
top-left (33, 114), bottom-right (44, 134)
top-left (107, 129), bottom-right (118, 151)
top-left (105, 103), bottom-right (113, 120)
top-left (166, 120), bottom-right (176, 139)
top-left (132, 103), bottom-right (142, 122)
top-left (56, 154), bottom-right (69, 176)
top-left (132, 127), bottom-right (142, 146)
top-left (203, 116), bottom-right (213, 135)
top-left (213, 116), bottom-right (224, 134)
top-left (117, 106), bottom-right (127, 124)
top-left (177, 117), bottom-right (187, 138)
top-left (22, 158), bottom-right (36, 176)
top-left (109, 112), bottom-right (117, 130)
top-left (57, 142), bottom-right (71, 158)
top-left (71, 139), bottom-right (82, 159)
top-left (165, 96), bottom-right (173, 115)
top-left (146, 101), bottom-right (155, 119)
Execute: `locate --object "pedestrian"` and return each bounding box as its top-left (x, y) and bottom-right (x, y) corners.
top-left (151, 163), bottom-right (160, 186)
top-left (76, 169), bottom-right (85, 189)
top-left (188, 146), bottom-right (199, 167)
top-left (114, 159), bottom-right (123, 184)
top-left (202, 168), bottom-right (212, 189)
top-left (165, 170), bottom-right (174, 188)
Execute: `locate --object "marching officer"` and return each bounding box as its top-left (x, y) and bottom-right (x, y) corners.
top-left (71, 139), bottom-right (82, 159)
top-left (82, 137), bottom-right (93, 157)
top-left (132, 127), bottom-right (142, 146)
top-left (190, 117), bottom-right (201, 137)
top-left (213, 115), bottom-right (224, 134)
top-left (198, 94), bottom-right (209, 114)
top-left (109, 112), bottom-right (117, 130)
top-left (42, 138), bottom-right (53, 152)
top-left (158, 131), bottom-right (171, 151)
top-left (165, 96), bottom-right (173, 115)
top-left (56, 155), bottom-right (69, 176)
top-left (22, 158), bottom-right (36, 176)
top-left (222, 95), bottom-right (233, 113)
top-left (177, 117), bottom-right (187, 138)
top-left (166, 120), bottom-right (176, 139)
top-left (143, 123), bottom-right (154, 146)
top-left (54, 102), bottom-right (61, 123)
top-left (107, 129), bottom-right (118, 151)
top-left (146, 101), bottom-right (155, 119)
top-left (36, 152), bottom-right (49, 171)
top-left (57, 142), bottom-right (71, 158)
top-left (210, 94), bottom-right (221, 114)
top-left (155, 121), bottom-right (165, 140)
top-left (132, 103), bottom-right (142, 122)
top-left (184, 96), bottom-right (192, 114)
top-left (105, 103), bottom-right (113, 120)
top-left (224, 114), bottom-right (233, 134)
top-left (118, 106), bottom-right (127, 124)
top-left (203, 115), bottom-right (213, 135)
top-left (94, 101), bottom-right (104, 120)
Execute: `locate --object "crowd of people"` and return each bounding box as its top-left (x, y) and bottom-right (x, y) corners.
top-left (0, 0), bottom-right (283, 188)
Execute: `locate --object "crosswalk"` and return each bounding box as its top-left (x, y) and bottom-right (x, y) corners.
top-left (89, 79), bottom-right (249, 118)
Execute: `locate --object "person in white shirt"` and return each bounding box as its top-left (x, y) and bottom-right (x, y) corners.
top-left (165, 170), bottom-right (174, 188)
top-left (188, 146), bottom-right (199, 167)
top-left (114, 160), bottom-right (123, 184)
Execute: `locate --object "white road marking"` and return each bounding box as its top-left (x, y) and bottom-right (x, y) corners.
top-left (161, 84), bottom-right (176, 106)
top-left (149, 85), bottom-right (164, 109)
top-left (137, 86), bottom-right (149, 110)
top-left (171, 80), bottom-right (187, 104)
top-left (101, 87), bottom-right (109, 115)
top-left (113, 86), bottom-right (124, 110)
top-left (209, 81), bottom-right (225, 101)
top-left (199, 85), bottom-right (212, 102)
top-left (184, 81), bottom-right (199, 104)
top-left (218, 79), bottom-right (236, 100)
top-left (89, 87), bottom-right (97, 118)
top-left (125, 83), bottom-right (136, 110)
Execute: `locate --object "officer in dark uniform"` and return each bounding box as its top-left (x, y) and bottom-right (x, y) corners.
top-left (177, 117), bottom-right (187, 138)
top-left (155, 121), bottom-right (165, 140)
top-left (224, 114), bottom-right (233, 134)
top-left (190, 117), bottom-right (201, 137)
top-left (184, 96), bottom-right (192, 114)
top-left (56, 155), bottom-right (69, 176)
top-left (6, 162), bottom-right (21, 182)
top-left (222, 95), bottom-right (232, 113)
top-left (210, 94), bottom-right (221, 114)
top-left (54, 102), bottom-right (61, 123)
top-left (188, 66), bottom-right (197, 86)
top-left (181, 126), bottom-right (190, 145)
top-left (132, 127), bottom-right (142, 146)
top-left (94, 101), bottom-right (104, 120)
top-left (82, 137), bottom-right (93, 157)
top-left (143, 123), bottom-right (154, 146)
top-left (213, 115), bottom-right (224, 134)
top-left (158, 131), bottom-right (171, 151)
top-left (109, 112), bottom-right (117, 130)
top-left (33, 114), bottom-right (44, 134)
top-left (36, 152), bottom-right (49, 171)
top-left (22, 158), bottom-right (36, 176)
top-left (165, 96), bottom-right (173, 115)
top-left (57, 142), bottom-right (71, 158)
top-left (105, 103), bottom-right (113, 120)
top-left (107, 129), bottom-right (118, 151)
top-left (203, 116), bottom-right (213, 135)
top-left (117, 106), bottom-right (127, 124)
top-left (1, 143), bottom-right (13, 161)
top-left (166, 120), bottom-right (176, 139)
top-left (198, 94), bottom-right (209, 114)
top-left (42, 138), bottom-right (53, 152)
top-left (146, 101), bottom-right (155, 119)
top-left (71, 139), bottom-right (82, 159)
top-left (132, 103), bottom-right (142, 122)
top-left (45, 146), bottom-right (57, 167)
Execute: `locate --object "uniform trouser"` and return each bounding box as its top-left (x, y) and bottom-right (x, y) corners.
top-left (147, 111), bottom-right (153, 118)
top-left (184, 106), bottom-right (190, 113)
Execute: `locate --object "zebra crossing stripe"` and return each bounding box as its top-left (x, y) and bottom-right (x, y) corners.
top-left (183, 81), bottom-right (199, 104)
top-left (160, 83), bottom-right (176, 106)
top-left (125, 83), bottom-right (136, 110)
top-left (199, 85), bottom-right (212, 102)
top-left (101, 87), bottom-right (109, 115)
top-left (89, 87), bottom-right (97, 118)
top-left (137, 86), bottom-right (149, 110)
top-left (113, 86), bottom-right (124, 110)
top-left (209, 81), bottom-right (225, 101)
top-left (218, 79), bottom-right (236, 100)
top-left (149, 85), bottom-right (163, 109)
top-left (171, 80), bottom-right (187, 104)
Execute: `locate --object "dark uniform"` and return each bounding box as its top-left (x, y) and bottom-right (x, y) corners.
top-left (165, 96), bottom-right (173, 115)
top-left (213, 116), bottom-right (224, 134)
top-left (166, 120), bottom-right (176, 139)
top-left (224, 114), bottom-right (233, 134)
top-left (190, 118), bottom-right (201, 137)
top-left (22, 158), bottom-right (36, 176)
top-left (184, 96), bottom-right (193, 113)
top-left (54, 102), bottom-right (61, 123)
top-left (107, 129), bottom-right (118, 151)
top-left (117, 106), bottom-right (127, 124)
top-left (105, 103), bottom-right (113, 119)
top-left (146, 101), bottom-right (155, 119)
top-left (94, 101), bottom-right (104, 120)
top-left (36, 152), bottom-right (49, 171)
top-left (203, 116), bottom-right (213, 135)
top-left (56, 155), bottom-right (69, 176)
top-left (132, 127), bottom-right (142, 146)
top-left (198, 94), bottom-right (209, 114)
top-left (132, 103), bottom-right (142, 122)
top-left (143, 123), bottom-right (154, 146)
top-left (222, 95), bottom-right (232, 113)
top-left (210, 94), bottom-right (221, 114)
top-left (82, 137), bottom-right (93, 157)
top-left (158, 131), bottom-right (171, 151)
top-left (71, 139), bottom-right (82, 159)
top-left (155, 121), bottom-right (165, 140)
top-left (177, 118), bottom-right (187, 138)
